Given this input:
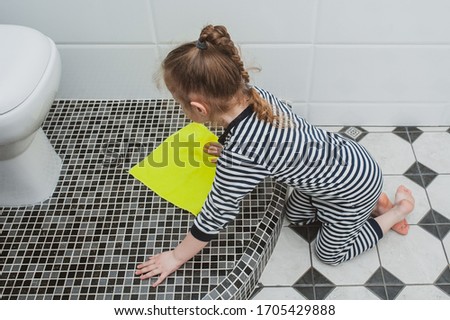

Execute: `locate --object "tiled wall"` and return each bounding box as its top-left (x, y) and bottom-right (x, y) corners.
top-left (1, 0), bottom-right (449, 125)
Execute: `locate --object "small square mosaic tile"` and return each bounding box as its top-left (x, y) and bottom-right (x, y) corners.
top-left (0, 100), bottom-right (286, 300)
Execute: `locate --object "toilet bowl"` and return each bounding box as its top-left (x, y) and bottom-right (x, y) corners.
top-left (0, 25), bottom-right (62, 206)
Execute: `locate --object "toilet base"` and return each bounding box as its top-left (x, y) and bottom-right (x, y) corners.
top-left (0, 128), bottom-right (62, 206)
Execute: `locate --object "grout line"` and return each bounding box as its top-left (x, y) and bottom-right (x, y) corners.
top-left (307, 101), bottom-right (449, 104)
top-left (304, 0), bottom-right (321, 120)
top-left (54, 43), bottom-right (450, 47)
top-left (406, 128), bottom-right (437, 219)
top-left (56, 43), bottom-right (158, 47)
top-left (406, 128), bottom-right (450, 265)
top-left (147, 0), bottom-right (161, 62)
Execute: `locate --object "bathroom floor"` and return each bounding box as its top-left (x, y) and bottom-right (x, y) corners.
top-left (1, 100), bottom-right (449, 300)
top-left (252, 126), bottom-right (450, 300)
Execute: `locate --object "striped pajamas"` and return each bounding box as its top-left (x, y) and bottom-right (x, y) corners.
top-left (191, 87), bottom-right (384, 265)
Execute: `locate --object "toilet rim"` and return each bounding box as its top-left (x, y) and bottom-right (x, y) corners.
top-left (0, 41), bottom-right (61, 146)
top-left (0, 24), bottom-right (56, 116)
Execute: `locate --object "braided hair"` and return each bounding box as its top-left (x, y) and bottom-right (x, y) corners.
top-left (162, 25), bottom-right (277, 124)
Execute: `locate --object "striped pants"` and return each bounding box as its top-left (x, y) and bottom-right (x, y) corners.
top-left (285, 184), bottom-right (384, 265)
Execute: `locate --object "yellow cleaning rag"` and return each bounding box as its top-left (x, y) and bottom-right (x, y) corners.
top-left (129, 123), bottom-right (218, 215)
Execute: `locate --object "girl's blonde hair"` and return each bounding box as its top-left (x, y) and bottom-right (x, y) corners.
top-left (162, 25), bottom-right (277, 124)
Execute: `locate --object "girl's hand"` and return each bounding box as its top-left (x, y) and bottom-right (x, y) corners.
top-left (204, 141), bottom-right (223, 163)
top-left (136, 250), bottom-right (184, 287)
top-left (136, 232), bottom-right (208, 287)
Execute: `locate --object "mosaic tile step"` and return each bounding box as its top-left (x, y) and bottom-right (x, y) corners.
top-left (0, 100), bottom-right (286, 300)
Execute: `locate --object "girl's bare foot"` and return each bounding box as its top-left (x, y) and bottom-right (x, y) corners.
top-left (394, 185), bottom-right (415, 216)
top-left (373, 192), bottom-right (409, 235)
top-left (373, 186), bottom-right (415, 235)
top-left (373, 193), bottom-right (393, 217)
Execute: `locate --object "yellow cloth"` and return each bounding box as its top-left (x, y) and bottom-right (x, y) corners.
top-left (129, 123), bottom-right (218, 215)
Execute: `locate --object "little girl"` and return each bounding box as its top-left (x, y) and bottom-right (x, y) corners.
top-left (136, 25), bottom-right (415, 287)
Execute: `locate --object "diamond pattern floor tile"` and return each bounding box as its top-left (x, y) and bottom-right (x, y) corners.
top-left (403, 162), bottom-right (438, 188)
top-left (293, 267), bottom-right (336, 300)
top-left (365, 267), bottom-right (405, 300)
top-left (288, 221), bottom-right (321, 243)
top-left (393, 126), bottom-right (424, 143)
top-left (435, 267), bottom-right (450, 296)
top-left (418, 210), bottom-right (450, 240)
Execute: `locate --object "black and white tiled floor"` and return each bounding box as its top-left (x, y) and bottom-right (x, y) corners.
top-left (1, 100), bottom-right (286, 300)
top-left (253, 126), bottom-right (450, 300)
top-left (1, 100), bottom-right (449, 300)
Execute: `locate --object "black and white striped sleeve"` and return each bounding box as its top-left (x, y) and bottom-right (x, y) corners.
top-left (190, 147), bottom-right (270, 242)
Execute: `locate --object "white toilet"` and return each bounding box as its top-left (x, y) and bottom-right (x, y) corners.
top-left (0, 25), bottom-right (62, 206)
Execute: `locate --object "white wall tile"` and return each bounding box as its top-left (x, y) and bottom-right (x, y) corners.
top-left (158, 44), bottom-right (312, 103)
top-left (0, 0), bottom-right (154, 44)
top-left (1, 0), bottom-right (449, 124)
top-left (317, 0), bottom-right (450, 44)
top-left (290, 103), bottom-right (308, 120)
top-left (151, 0), bottom-right (316, 43)
top-left (57, 45), bottom-right (160, 99)
top-left (240, 45), bottom-right (313, 102)
top-left (307, 103), bottom-right (450, 126)
top-left (311, 46), bottom-right (450, 102)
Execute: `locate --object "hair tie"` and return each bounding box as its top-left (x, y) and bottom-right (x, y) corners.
top-left (195, 40), bottom-right (207, 50)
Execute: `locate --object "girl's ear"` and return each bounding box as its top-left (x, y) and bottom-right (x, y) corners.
top-left (190, 101), bottom-right (208, 116)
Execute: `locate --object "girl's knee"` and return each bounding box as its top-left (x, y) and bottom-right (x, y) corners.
top-left (285, 214), bottom-right (317, 226)
top-left (284, 205), bottom-right (317, 225)
top-left (315, 248), bottom-right (346, 266)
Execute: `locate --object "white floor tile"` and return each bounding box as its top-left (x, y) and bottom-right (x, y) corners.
top-left (318, 126), bottom-right (344, 133)
top-left (311, 241), bottom-right (380, 285)
top-left (417, 127), bottom-right (450, 132)
top-left (443, 232), bottom-right (450, 258)
top-left (377, 226), bottom-right (447, 284)
top-left (413, 132), bottom-right (450, 174)
top-left (325, 286), bottom-right (380, 300)
top-left (259, 227), bottom-right (311, 286)
top-left (252, 287), bottom-right (306, 300)
top-left (361, 127), bottom-right (397, 132)
top-left (359, 133), bottom-right (415, 174)
top-left (426, 175), bottom-right (450, 220)
top-left (396, 285), bottom-right (450, 300)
